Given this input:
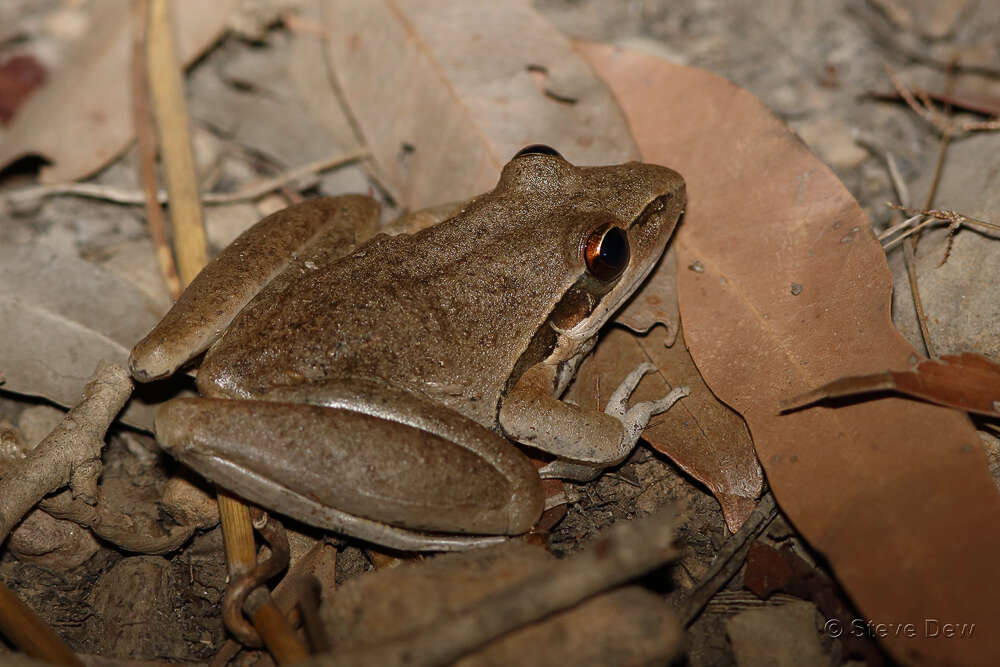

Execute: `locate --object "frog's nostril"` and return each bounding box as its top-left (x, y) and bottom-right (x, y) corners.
top-left (634, 194), bottom-right (672, 228)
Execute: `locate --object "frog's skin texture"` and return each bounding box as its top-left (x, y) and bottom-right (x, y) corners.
top-left (131, 149), bottom-right (688, 551)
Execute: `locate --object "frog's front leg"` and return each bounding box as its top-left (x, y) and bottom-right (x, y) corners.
top-left (499, 362), bottom-right (689, 482)
top-left (155, 380), bottom-right (545, 551)
top-left (130, 195), bottom-right (378, 381)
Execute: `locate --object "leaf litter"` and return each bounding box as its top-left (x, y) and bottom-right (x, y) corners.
top-left (583, 42), bottom-right (1000, 665)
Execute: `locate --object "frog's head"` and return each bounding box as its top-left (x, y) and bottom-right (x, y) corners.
top-left (494, 146), bottom-right (686, 354)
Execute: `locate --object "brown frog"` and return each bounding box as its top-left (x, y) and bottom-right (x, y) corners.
top-left (130, 146), bottom-right (688, 550)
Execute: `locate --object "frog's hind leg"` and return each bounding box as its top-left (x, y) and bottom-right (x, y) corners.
top-left (130, 195), bottom-right (379, 382)
top-left (154, 393), bottom-right (541, 551)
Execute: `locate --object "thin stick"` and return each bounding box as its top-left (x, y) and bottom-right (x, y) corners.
top-left (147, 0), bottom-right (207, 285)
top-left (131, 0), bottom-right (181, 300)
top-left (877, 213), bottom-right (923, 243)
top-left (0, 581), bottom-right (83, 667)
top-left (881, 216), bottom-right (937, 250)
top-left (2, 150), bottom-right (368, 208)
top-left (679, 493), bottom-right (777, 626)
top-left (881, 66), bottom-right (940, 357)
top-left (204, 151), bottom-right (368, 203)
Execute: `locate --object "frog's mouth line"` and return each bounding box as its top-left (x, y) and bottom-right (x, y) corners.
top-left (560, 196), bottom-right (682, 344)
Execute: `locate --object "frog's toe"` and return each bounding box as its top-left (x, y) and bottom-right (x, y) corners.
top-left (620, 386), bottom-right (690, 442)
top-left (130, 340), bottom-right (177, 382)
top-left (605, 362), bottom-right (659, 418)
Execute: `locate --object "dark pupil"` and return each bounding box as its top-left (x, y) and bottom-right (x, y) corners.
top-left (601, 227), bottom-right (628, 269)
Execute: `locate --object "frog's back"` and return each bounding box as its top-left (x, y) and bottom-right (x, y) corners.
top-left (198, 208), bottom-right (570, 429)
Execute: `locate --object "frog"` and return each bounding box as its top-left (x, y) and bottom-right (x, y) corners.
top-left (130, 146), bottom-right (688, 551)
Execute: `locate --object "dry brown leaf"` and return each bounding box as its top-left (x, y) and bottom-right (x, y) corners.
top-left (322, 0), bottom-right (638, 210)
top-left (0, 54), bottom-right (45, 124)
top-left (566, 325), bottom-right (763, 533)
top-left (288, 0), bottom-right (363, 153)
top-left (0, 0), bottom-right (238, 184)
top-left (0, 243), bottom-right (181, 431)
top-left (890, 131), bottom-right (1000, 360)
top-left (583, 43), bottom-right (1000, 664)
top-left (613, 245), bottom-right (680, 345)
top-left (782, 353), bottom-right (1000, 417)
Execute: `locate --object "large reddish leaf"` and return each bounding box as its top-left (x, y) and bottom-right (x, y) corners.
top-left (583, 43), bottom-right (1000, 665)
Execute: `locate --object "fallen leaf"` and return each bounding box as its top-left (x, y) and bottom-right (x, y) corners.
top-left (322, 0), bottom-right (638, 210)
top-left (613, 245), bottom-right (680, 345)
top-left (288, 0), bottom-right (363, 153)
top-left (0, 243), bottom-right (184, 430)
top-left (781, 353), bottom-right (1000, 417)
top-left (583, 43), bottom-right (1000, 665)
top-left (566, 325), bottom-right (763, 533)
top-left (889, 131), bottom-right (1000, 360)
top-left (744, 542), bottom-right (886, 666)
top-left (0, 0), bottom-right (239, 183)
top-left (726, 600), bottom-right (830, 667)
top-left (0, 54), bottom-right (45, 124)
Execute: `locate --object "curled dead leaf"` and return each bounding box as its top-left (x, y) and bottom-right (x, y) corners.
top-left (781, 353), bottom-right (1000, 417)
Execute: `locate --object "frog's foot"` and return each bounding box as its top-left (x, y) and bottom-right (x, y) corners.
top-left (539, 363), bottom-right (689, 481)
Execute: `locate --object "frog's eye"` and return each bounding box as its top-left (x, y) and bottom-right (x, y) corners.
top-left (513, 144), bottom-right (562, 159)
top-left (584, 223), bottom-right (630, 282)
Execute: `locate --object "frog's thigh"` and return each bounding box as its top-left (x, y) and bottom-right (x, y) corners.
top-left (131, 195), bottom-right (378, 381)
top-left (155, 397), bottom-right (541, 548)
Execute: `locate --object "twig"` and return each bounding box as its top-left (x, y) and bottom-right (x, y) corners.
top-left (39, 490), bottom-right (194, 555)
top-left (884, 64), bottom-right (1000, 136)
top-left (204, 152), bottom-right (368, 203)
top-left (0, 361), bottom-right (132, 543)
top-left (147, 0), bottom-right (207, 284)
top-left (2, 150), bottom-right (368, 208)
top-left (301, 508), bottom-right (678, 667)
top-left (678, 493), bottom-right (778, 626)
top-left (210, 539), bottom-right (338, 665)
top-left (131, 0), bottom-right (181, 300)
top-left (877, 213), bottom-right (923, 243)
top-left (876, 67), bottom-right (950, 356)
top-left (0, 581), bottom-right (83, 667)
top-left (885, 204), bottom-right (1000, 264)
